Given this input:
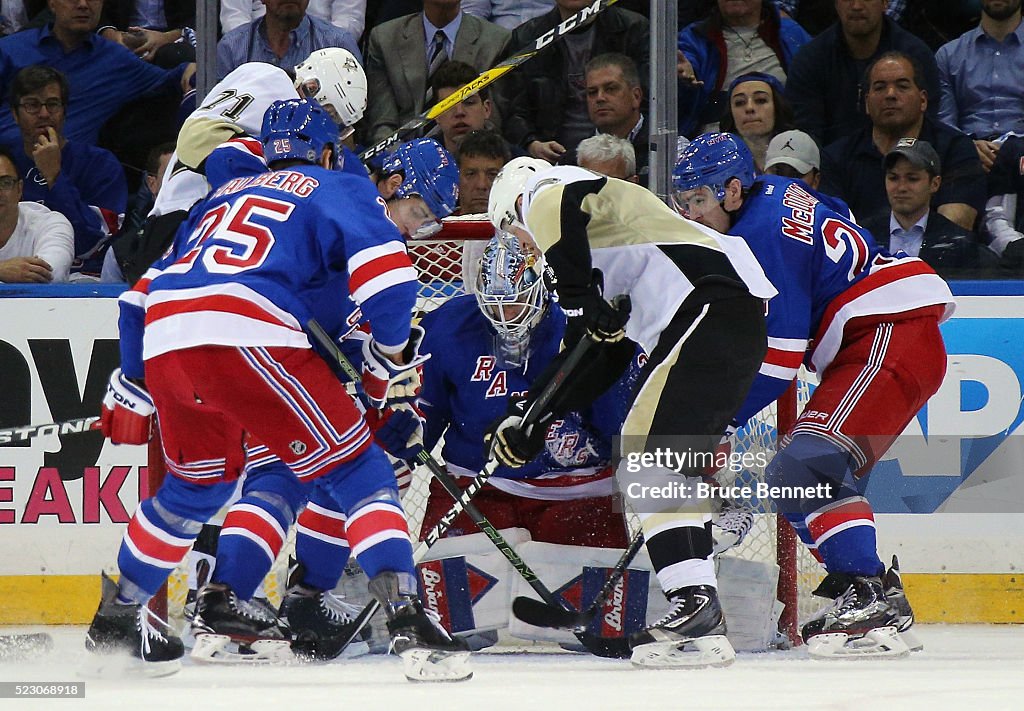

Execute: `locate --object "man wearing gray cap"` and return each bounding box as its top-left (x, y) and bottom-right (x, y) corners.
top-left (764, 129), bottom-right (821, 190)
top-left (860, 137), bottom-right (991, 276)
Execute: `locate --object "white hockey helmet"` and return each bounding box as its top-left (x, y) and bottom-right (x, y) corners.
top-left (476, 232), bottom-right (549, 366)
top-left (294, 48), bottom-right (367, 139)
top-left (487, 157), bottom-right (552, 231)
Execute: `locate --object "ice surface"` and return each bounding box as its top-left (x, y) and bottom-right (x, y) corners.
top-left (0, 625), bottom-right (1022, 711)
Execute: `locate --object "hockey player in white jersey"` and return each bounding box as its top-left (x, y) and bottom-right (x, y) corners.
top-left (121, 47), bottom-right (367, 283)
top-left (485, 158), bottom-right (777, 668)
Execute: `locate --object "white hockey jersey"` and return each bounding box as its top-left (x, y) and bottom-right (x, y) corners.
top-left (150, 63), bottom-right (299, 217)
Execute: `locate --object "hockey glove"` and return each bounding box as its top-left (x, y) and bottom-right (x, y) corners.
top-left (100, 368), bottom-right (155, 445)
top-left (361, 325), bottom-right (430, 410)
top-left (1001, 238), bottom-right (1024, 271)
top-left (483, 396), bottom-right (550, 468)
top-left (365, 404), bottom-right (424, 462)
top-left (557, 269), bottom-right (631, 344)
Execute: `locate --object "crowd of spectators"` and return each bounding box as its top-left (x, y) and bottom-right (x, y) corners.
top-left (0, 0), bottom-right (1019, 283)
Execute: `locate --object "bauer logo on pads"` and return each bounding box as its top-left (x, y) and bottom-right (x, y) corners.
top-left (417, 557), bottom-right (499, 633)
top-left (555, 567), bottom-right (649, 638)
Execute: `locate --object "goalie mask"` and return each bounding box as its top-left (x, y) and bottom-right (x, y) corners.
top-left (475, 233), bottom-right (548, 367)
top-left (294, 47), bottom-right (367, 140)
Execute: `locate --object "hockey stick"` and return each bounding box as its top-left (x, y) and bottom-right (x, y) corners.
top-left (359, 0), bottom-right (620, 163)
top-left (512, 526), bottom-right (645, 633)
top-left (0, 416), bottom-right (101, 445)
top-left (305, 318), bottom-right (610, 653)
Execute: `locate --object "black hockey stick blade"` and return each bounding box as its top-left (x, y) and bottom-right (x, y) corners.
top-left (0, 632), bottom-right (54, 662)
top-left (513, 595), bottom-right (594, 631)
top-left (578, 633), bottom-right (632, 659)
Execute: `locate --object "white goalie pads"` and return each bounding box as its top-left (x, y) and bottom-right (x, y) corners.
top-left (337, 528), bottom-right (783, 652)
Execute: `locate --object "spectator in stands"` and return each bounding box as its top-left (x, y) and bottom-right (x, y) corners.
top-left (820, 52), bottom-right (984, 230)
top-left (430, 60), bottom-right (496, 155)
top-left (936, 0), bottom-right (1024, 173)
top-left (0, 145), bottom-right (73, 283)
top-left (456, 129), bottom-right (510, 215)
top-left (764, 128), bottom-right (822, 190)
top-left (96, 2), bottom-right (196, 67)
top-left (103, 141), bottom-right (173, 282)
top-left (579, 52), bottom-right (648, 184)
top-left (718, 71), bottom-right (795, 173)
top-left (8, 66), bottom-right (126, 278)
top-left (785, 0), bottom-right (940, 147)
top-left (501, 0), bottom-right (648, 163)
top-left (364, 0), bottom-right (509, 144)
top-left (676, 0), bottom-right (810, 138)
top-left (899, 0), bottom-right (983, 51)
top-left (775, 0), bottom-right (910, 37)
top-left (860, 139), bottom-right (991, 276)
top-left (576, 133), bottom-right (638, 182)
top-left (217, 0), bottom-right (361, 82)
top-left (221, 1), bottom-right (367, 42)
top-left (0, 0), bottom-right (193, 147)
top-left (461, 0), bottom-right (553, 30)
top-left (984, 134), bottom-right (1024, 271)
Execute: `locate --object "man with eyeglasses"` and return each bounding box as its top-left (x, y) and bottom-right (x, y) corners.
top-left (0, 145), bottom-right (74, 283)
top-left (8, 65), bottom-right (127, 279)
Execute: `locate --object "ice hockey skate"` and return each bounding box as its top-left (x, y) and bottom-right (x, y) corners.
top-left (83, 572), bottom-right (184, 677)
top-left (628, 585), bottom-right (736, 668)
top-left (369, 571), bottom-right (472, 682)
top-left (802, 572), bottom-right (910, 659)
top-left (189, 583), bottom-right (293, 664)
top-left (712, 499), bottom-right (755, 554)
top-left (883, 555), bottom-right (923, 652)
top-left (280, 586), bottom-right (371, 660)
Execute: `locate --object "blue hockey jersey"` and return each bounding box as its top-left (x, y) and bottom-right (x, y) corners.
top-left (730, 175), bottom-right (955, 426)
top-left (418, 295), bottom-right (641, 499)
top-left (117, 150), bottom-right (415, 379)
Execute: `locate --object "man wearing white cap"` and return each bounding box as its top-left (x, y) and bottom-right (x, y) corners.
top-left (764, 129), bottom-right (820, 190)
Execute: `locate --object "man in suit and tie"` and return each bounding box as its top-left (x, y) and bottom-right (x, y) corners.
top-left (363, 0), bottom-right (510, 144)
top-left (861, 138), bottom-right (993, 277)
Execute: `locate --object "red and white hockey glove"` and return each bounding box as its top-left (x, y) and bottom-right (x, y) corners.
top-left (361, 325), bottom-right (430, 410)
top-left (100, 368), bottom-right (155, 445)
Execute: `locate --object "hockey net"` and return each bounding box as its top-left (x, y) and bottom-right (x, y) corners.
top-left (162, 218), bottom-right (825, 643)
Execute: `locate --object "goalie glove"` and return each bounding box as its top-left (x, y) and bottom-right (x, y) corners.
top-left (100, 368), bottom-right (155, 445)
top-left (557, 269), bottom-right (631, 344)
top-left (361, 325), bottom-right (430, 410)
top-left (365, 404), bottom-right (424, 462)
top-left (483, 396), bottom-right (550, 468)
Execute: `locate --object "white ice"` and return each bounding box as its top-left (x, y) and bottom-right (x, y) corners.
top-left (1, 625), bottom-right (1022, 711)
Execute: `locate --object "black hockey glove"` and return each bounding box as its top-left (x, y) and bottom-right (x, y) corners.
top-left (557, 269), bottom-right (631, 344)
top-left (483, 396), bottom-right (550, 468)
top-left (1001, 238), bottom-right (1024, 272)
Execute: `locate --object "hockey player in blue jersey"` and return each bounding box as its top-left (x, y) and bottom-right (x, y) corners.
top-left (673, 133), bottom-right (955, 659)
top-left (414, 231), bottom-right (636, 547)
top-left (88, 99), bottom-right (471, 682)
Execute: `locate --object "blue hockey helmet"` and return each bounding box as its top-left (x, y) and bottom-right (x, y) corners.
top-left (260, 98), bottom-right (340, 165)
top-left (381, 138), bottom-right (460, 220)
top-left (672, 132), bottom-right (756, 215)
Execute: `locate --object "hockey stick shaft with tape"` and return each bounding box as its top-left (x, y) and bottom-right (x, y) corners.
top-left (359, 0), bottom-right (620, 162)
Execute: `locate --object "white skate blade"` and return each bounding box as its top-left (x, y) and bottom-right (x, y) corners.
top-left (807, 626), bottom-right (910, 660)
top-left (630, 635), bottom-right (736, 669)
top-left (899, 627), bottom-right (924, 652)
top-left (399, 648), bottom-right (473, 682)
top-left (190, 633), bottom-right (294, 665)
top-left (80, 651), bottom-right (181, 679)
